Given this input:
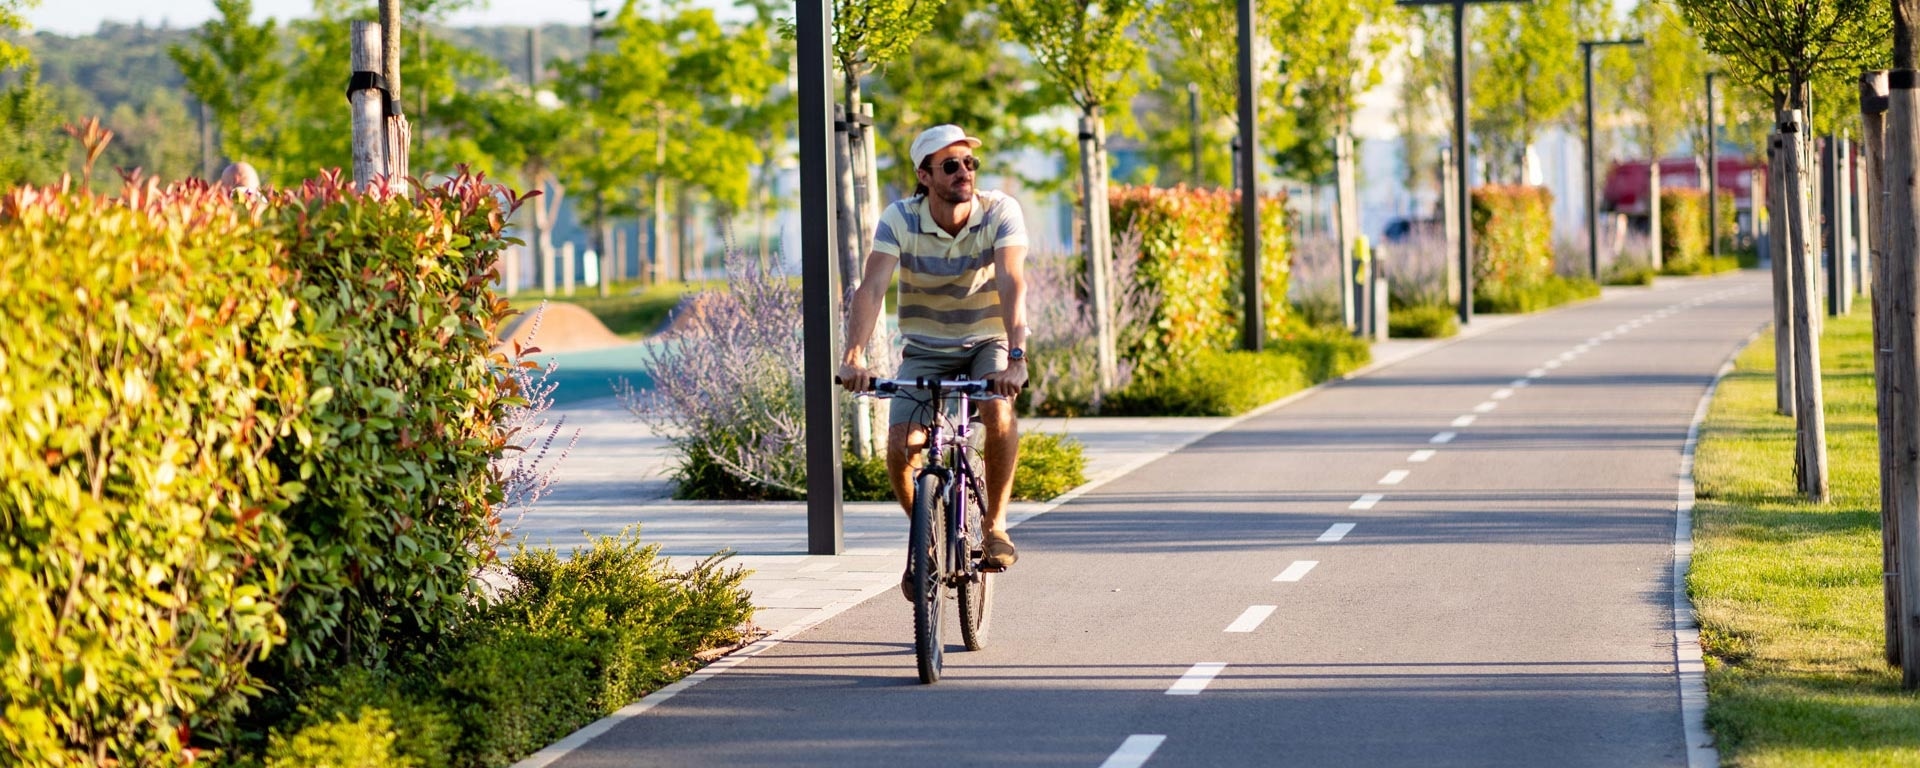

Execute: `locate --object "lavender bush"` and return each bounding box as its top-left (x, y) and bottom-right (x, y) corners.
top-left (1289, 234), bottom-right (1345, 327)
top-left (1023, 229), bottom-right (1161, 416)
top-left (620, 253), bottom-right (810, 499)
top-left (494, 302), bottom-right (581, 532)
top-left (1377, 231), bottom-right (1452, 310)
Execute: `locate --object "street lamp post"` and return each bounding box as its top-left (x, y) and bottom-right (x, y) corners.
top-left (1580, 37), bottom-right (1644, 280)
top-left (1398, 0), bottom-right (1529, 325)
top-left (1707, 71), bottom-right (1722, 262)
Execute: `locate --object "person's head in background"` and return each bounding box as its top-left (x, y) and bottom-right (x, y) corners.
top-left (218, 161), bottom-right (261, 193)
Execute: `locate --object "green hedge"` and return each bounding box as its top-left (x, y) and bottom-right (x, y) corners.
top-left (1469, 185), bottom-right (1555, 298)
top-left (1388, 304), bottom-right (1459, 338)
top-left (1108, 185), bottom-right (1291, 377)
top-left (1, 183), bottom-right (304, 761)
top-left (1659, 188), bottom-right (1710, 267)
top-left (0, 171), bottom-right (524, 762)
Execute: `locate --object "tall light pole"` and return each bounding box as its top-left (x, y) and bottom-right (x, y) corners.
top-left (1236, 0), bottom-right (1261, 351)
top-left (1398, 0), bottom-right (1528, 325)
top-left (1706, 70), bottom-right (1723, 262)
top-left (1580, 37), bottom-right (1644, 279)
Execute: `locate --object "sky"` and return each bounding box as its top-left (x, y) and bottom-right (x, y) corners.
top-left (24, 0), bottom-right (617, 36)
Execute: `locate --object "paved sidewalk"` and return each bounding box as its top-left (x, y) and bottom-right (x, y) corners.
top-left (505, 307), bottom-right (1542, 636)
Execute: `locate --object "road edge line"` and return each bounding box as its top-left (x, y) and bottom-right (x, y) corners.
top-left (1674, 324), bottom-right (1763, 768)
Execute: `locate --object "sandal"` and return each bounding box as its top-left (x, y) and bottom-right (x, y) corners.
top-left (981, 530), bottom-right (1018, 570)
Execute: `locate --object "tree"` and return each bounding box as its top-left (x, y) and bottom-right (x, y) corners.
top-left (0, 65), bottom-right (66, 185)
top-left (1265, 0), bottom-right (1399, 183)
top-left (1471, 0), bottom-right (1606, 184)
top-left (1672, 0), bottom-right (1886, 110)
top-left (169, 0), bottom-right (285, 170)
top-left (1002, 0), bottom-right (1156, 391)
top-left (867, 0), bottom-right (1064, 197)
top-left (1630, 0), bottom-right (1711, 162)
top-left (557, 0), bottom-right (783, 285)
top-left (1, 0), bottom-right (38, 72)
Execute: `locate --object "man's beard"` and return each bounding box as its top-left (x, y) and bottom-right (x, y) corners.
top-left (936, 182), bottom-right (971, 204)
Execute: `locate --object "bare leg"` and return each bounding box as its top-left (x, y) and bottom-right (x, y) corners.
top-left (978, 399), bottom-right (1019, 535)
top-left (886, 422), bottom-right (928, 516)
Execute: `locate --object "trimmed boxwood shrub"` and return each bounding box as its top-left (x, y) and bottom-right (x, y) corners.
top-left (1659, 187), bottom-right (1710, 267)
top-left (1389, 304), bottom-right (1459, 338)
top-left (1105, 348), bottom-right (1308, 416)
top-left (1011, 432), bottom-right (1089, 501)
top-left (1470, 185), bottom-right (1555, 297)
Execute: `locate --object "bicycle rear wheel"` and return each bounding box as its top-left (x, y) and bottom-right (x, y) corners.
top-left (911, 472), bottom-right (947, 683)
top-left (956, 468), bottom-right (992, 651)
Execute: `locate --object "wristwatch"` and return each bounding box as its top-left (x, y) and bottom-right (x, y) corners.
top-left (1008, 347), bottom-right (1026, 362)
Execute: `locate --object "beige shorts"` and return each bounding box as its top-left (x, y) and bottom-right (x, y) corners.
top-left (889, 341), bottom-right (1008, 427)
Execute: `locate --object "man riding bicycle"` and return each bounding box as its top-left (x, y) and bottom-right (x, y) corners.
top-left (837, 125), bottom-right (1030, 595)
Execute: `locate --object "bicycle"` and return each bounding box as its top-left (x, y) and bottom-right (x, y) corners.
top-left (845, 375), bottom-right (999, 684)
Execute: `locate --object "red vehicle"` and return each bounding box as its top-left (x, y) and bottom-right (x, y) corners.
top-left (1602, 155), bottom-right (1765, 226)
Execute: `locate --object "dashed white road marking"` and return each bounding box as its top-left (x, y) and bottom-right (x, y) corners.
top-left (1451, 414), bottom-right (1477, 427)
top-left (1167, 663), bottom-right (1228, 695)
top-left (1318, 523), bottom-right (1356, 542)
top-left (1473, 401), bottom-right (1498, 413)
top-left (1408, 449), bottom-right (1437, 462)
top-left (1350, 494), bottom-right (1384, 510)
top-left (1544, 359), bottom-right (1564, 370)
top-left (1430, 432), bottom-right (1457, 444)
top-left (1225, 605), bottom-right (1278, 633)
top-left (1275, 560), bottom-right (1319, 582)
top-left (1512, 378), bottom-right (1532, 389)
top-left (1528, 368), bottom-right (1548, 378)
top-left (1099, 735), bottom-right (1168, 768)
top-left (1378, 470), bottom-right (1410, 485)
top-left (1491, 388), bottom-right (1514, 400)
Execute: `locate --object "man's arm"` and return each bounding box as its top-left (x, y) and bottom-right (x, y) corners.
top-left (986, 243), bottom-right (1030, 396)
top-left (838, 250), bottom-right (898, 391)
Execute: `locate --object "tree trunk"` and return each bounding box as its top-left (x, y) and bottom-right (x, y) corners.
top-left (1863, 69), bottom-right (1904, 669)
top-left (349, 21), bottom-right (390, 192)
top-left (1080, 110), bottom-right (1117, 394)
top-left (1886, 68), bottom-right (1920, 686)
top-left (1780, 109), bottom-right (1830, 502)
top-left (1336, 131), bottom-right (1357, 334)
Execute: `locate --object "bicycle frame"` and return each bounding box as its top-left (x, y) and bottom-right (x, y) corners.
top-left (869, 377), bottom-right (992, 585)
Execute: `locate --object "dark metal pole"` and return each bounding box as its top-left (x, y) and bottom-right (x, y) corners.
top-left (1237, 0), bottom-right (1262, 351)
top-left (799, 0), bottom-right (844, 554)
top-left (1190, 82), bottom-right (1204, 186)
top-left (1708, 72), bottom-right (1720, 262)
top-left (1584, 42), bottom-right (1599, 279)
top-left (1453, 0), bottom-right (1471, 324)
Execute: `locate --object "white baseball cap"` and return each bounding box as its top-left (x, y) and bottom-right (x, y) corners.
top-left (909, 124), bottom-right (982, 170)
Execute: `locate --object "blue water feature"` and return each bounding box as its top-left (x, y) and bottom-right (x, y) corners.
top-left (524, 338), bottom-right (679, 406)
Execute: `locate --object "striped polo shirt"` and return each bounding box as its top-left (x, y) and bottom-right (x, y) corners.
top-left (872, 190), bottom-right (1029, 352)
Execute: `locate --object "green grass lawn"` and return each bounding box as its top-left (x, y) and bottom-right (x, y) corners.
top-left (507, 279), bottom-right (710, 339)
top-left (1692, 312), bottom-right (1920, 766)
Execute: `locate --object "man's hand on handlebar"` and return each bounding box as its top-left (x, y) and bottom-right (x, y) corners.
top-left (984, 360), bottom-right (1027, 398)
top-left (837, 361), bottom-right (875, 393)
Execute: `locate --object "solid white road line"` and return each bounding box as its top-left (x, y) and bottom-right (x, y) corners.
top-left (1318, 523), bottom-right (1356, 542)
top-left (1408, 449), bottom-right (1437, 462)
top-left (1451, 414), bottom-right (1477, 427)
top-left (1378, 470), bottom-right (1410, 485)
top-left (1099, 735), bottom-right (1168, 768)
top-left (1275, 560), bottom-right (1318, 582)
top-left (1492, 388), bottom-right (1514, 399)
top-left (1473, 401), bottom-right (1498, 413)
top-left (1225, 605), bottom-right (1278, 633)
top-left (1430, 432), bottom-right (1457, 444)
top-left (1167, 663), bottom-right (1228, 695)
top-left (1350, 494), bottom-right (1384, 510)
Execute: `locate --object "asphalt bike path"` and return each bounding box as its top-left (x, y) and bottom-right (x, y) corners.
top-left (534, 272), bottom-right (1769, 767)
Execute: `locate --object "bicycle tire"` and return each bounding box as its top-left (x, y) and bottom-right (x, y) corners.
top-left (911, 472), bottom-right (946, 683)
top-left (956, 465), bottom-right (992, 651)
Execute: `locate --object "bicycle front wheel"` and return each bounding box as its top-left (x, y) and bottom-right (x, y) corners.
top-left (957, 469), bottom-right (992, 651)
top-left (911, 472), bottom-right (947, 683)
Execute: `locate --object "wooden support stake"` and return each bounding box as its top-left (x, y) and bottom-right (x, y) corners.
top-left (1863, 69), bottom-right (1903, 668)
top-left (1770, 136), bottom-right (1797, 416)
top-left (349, 22), bottom-right (390, 191)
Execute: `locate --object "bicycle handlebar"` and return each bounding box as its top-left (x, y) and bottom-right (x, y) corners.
top-left (834, 376), bottom-right (1002, 399)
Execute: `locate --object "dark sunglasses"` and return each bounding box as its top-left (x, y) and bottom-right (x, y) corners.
top-left (927, 156), bottom-right (979, 175)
